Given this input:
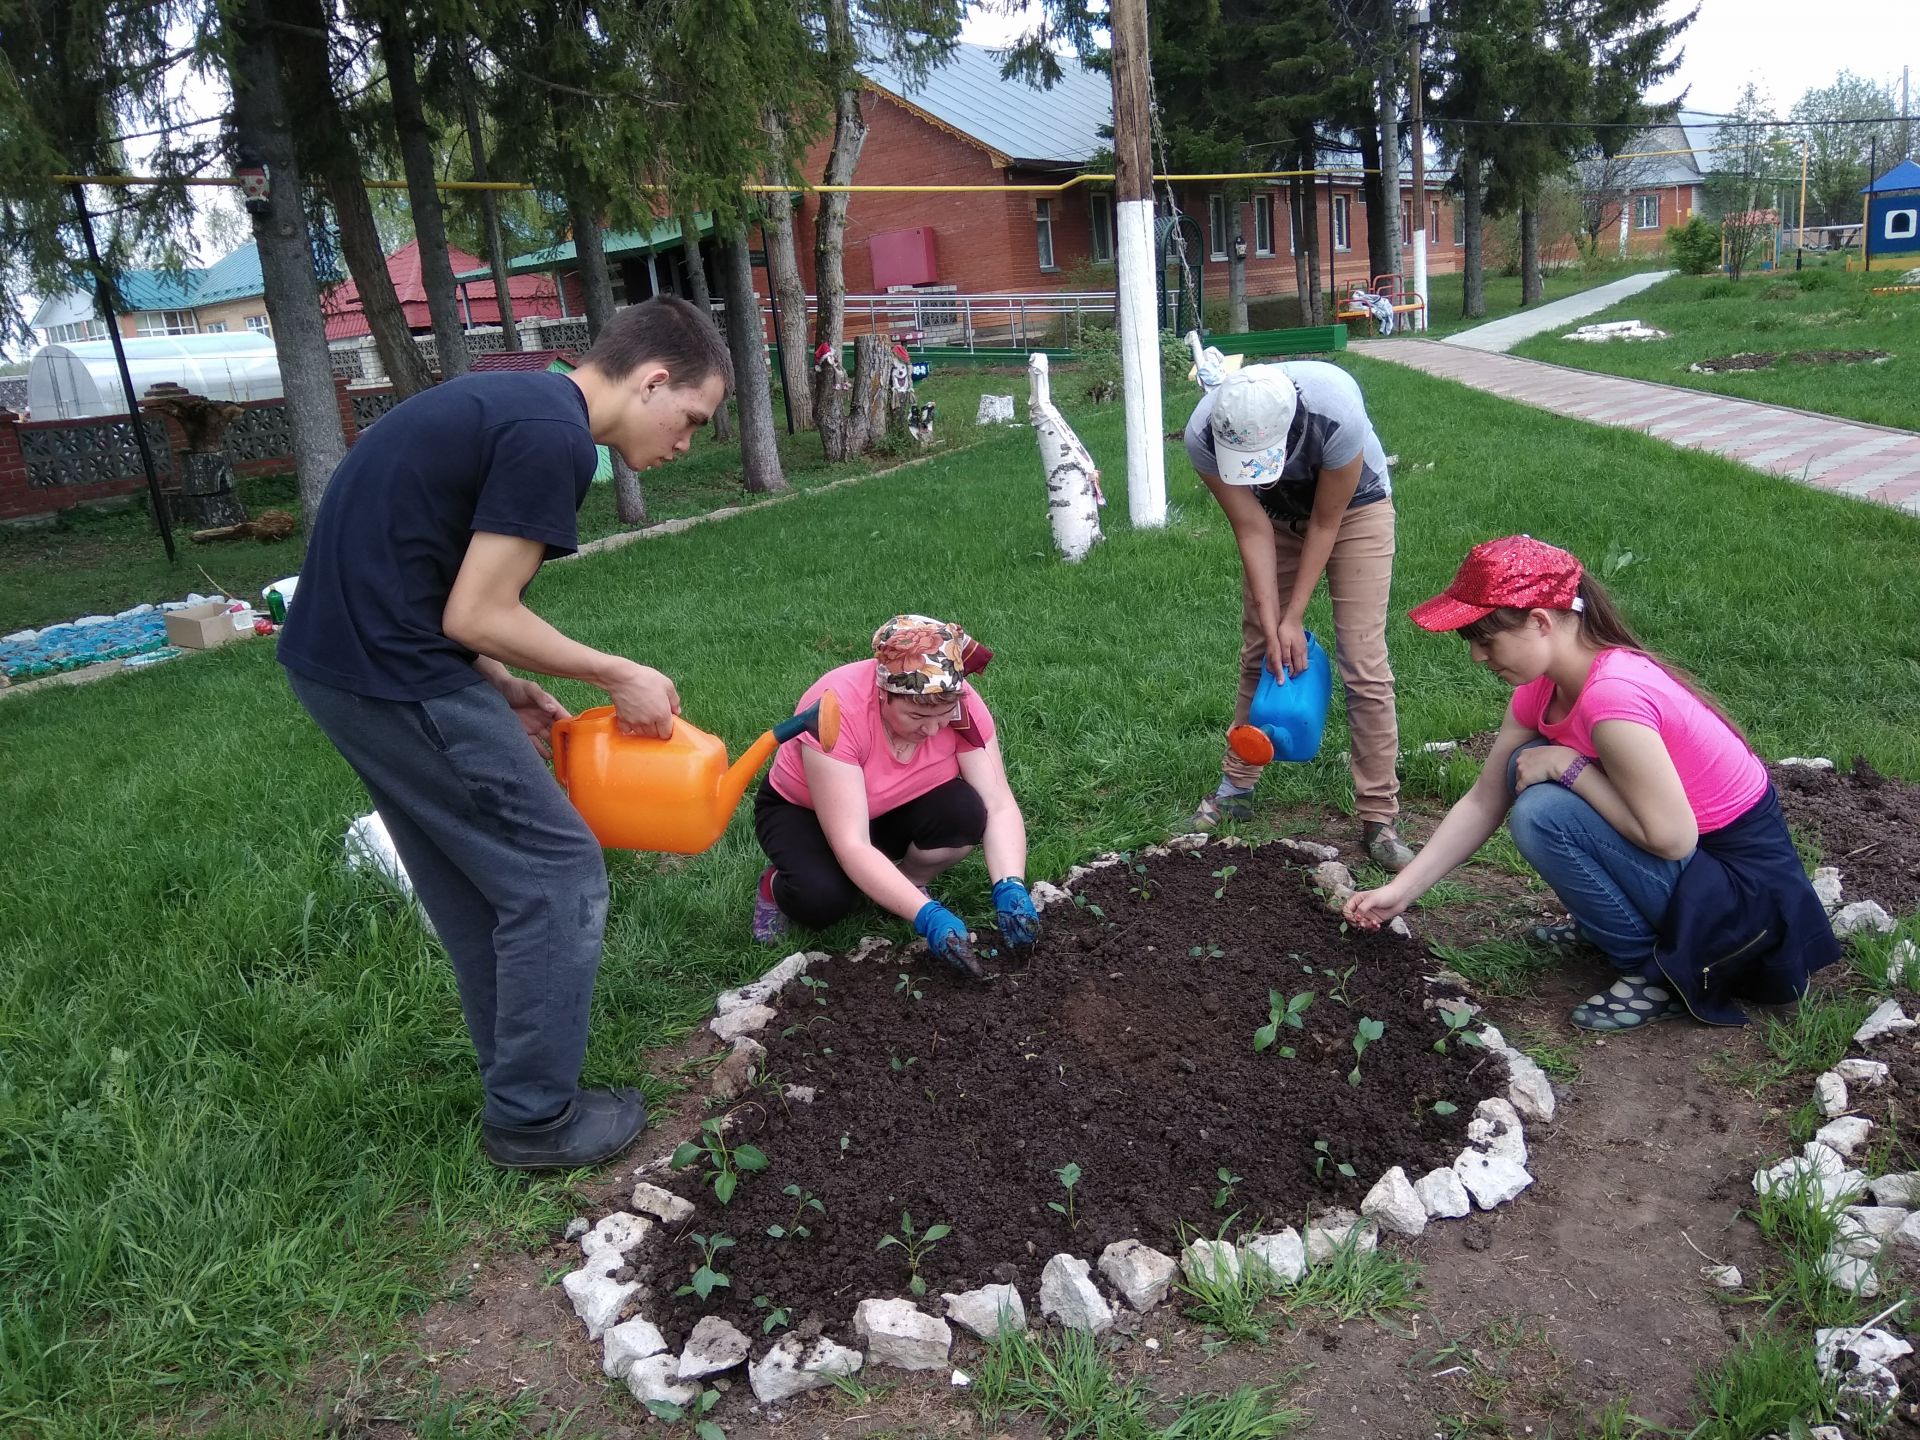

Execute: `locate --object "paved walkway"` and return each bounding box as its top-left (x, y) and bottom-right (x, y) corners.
top-left (1350, 339), bottom-right (1920, 516)
top-left (1440, 270), bottom-right (1673, 351)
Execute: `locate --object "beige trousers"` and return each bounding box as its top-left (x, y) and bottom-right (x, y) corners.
top-left (1221, 499), bottom-right (1400, 823)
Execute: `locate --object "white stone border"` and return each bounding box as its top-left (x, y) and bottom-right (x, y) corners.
top-left (555, 836), bottom-right (1559, 1410)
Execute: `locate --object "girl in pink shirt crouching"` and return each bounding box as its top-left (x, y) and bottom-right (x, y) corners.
top-left (752, 615), bottom-right (1036, 979)
top-left (1346, 536), bottom-right (1837, 1032)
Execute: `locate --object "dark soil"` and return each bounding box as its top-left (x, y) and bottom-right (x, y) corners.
top-left (1789, 348), bottom-right (1892, 366)
top-left (1693, 352), bottom-right (1778, 372)
top-left (1773, 757), bottom-right (1920, 917)
top-left (630, 840), bottom-right (1506, 1349)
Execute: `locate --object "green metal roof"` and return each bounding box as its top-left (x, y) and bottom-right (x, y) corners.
top-left (461, 214), bottom-right (715, 281)
top-left (194, 242), bottom-right (265, 304)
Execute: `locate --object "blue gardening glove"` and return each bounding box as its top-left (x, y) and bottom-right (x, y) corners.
top-left (914, 899), bottom-right (984, 979)
top-left (992, 877), bottom-right (1041, 950)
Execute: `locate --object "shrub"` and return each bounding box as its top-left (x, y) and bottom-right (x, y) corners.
top-left (1666, 216), bottom-right (1721, 276)
top-left (1794, 267), bottom-right (1841, 291)
top-left (1076, 324), bottom-right (1194, 404)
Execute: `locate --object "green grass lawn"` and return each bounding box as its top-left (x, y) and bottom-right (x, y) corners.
top-left (0, 367), bottom-right (1022, 635)
top-left (4, 358), bottom-right (1920, 1436)
top-left (1511, 261), bottom-right (1920, 430)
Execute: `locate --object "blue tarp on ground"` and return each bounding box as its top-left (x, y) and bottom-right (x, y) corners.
top-left (1, 612), bottom-right (170, 679)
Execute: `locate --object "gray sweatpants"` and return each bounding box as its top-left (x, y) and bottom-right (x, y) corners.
top-left (288, 672), bottom-right (609, 1127)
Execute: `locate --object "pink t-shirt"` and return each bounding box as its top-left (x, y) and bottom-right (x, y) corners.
top-left (1510, 648), bottom-right (1767, 832)
top-left (768, 659), bottom-right (997, 815)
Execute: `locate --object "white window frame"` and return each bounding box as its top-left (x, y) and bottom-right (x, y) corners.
top-left (1400, 203), bottom-right (1411, 248)
top-left (245, 313), bottom-right (272, 335)
top-left (1454, 205), bottom-right (1467, 247)
top-left (1887, 208), bottom-right (1918, 241)
top-left (136, 309), bottom-right (197, 336)
top-left (203, 320), bottom-right (228, 333)
top-left (1288, 191), bottom-right (1300, 254)
top-left (1035, 198), bottom-right (1056, 271)
top-left (46, 319), bottom-right (107, 344)
top-left (1332, 195), bottom-right (1352, 252)
top-left (1634, 194), bottom-right (1660, 230)
top-left (1253, 194), bottom-right (1274, 256)
top-left (1207, 193), bottom-right (1228, 260)
top-left (1430, 199), bottom-right (1441, 242)
top-left (1088, 192), bottom-right (1114, 264)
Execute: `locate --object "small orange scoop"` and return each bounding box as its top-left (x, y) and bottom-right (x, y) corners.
top-left (552, 691), bottom-right (841, 854)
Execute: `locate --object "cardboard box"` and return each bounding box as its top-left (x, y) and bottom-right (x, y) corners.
top-left (163, 601), bottom-right (243, 651)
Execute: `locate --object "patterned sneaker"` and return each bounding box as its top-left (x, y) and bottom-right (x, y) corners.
top-left (752, 867), bottom-right (790, 943)
top-left (1189, 792), bottom-right (1255, 832)
top-left (1362, 822), bottom-right (1416, 872)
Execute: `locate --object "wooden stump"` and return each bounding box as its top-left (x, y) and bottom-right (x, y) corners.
top-left (168, 452), bottom-right (248, 529)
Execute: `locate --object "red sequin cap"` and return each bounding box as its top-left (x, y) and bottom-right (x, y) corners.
top-left (1408, 535), bottom-right (1584, 632)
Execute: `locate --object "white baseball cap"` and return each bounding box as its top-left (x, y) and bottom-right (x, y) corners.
top-left (1209, 368), bottom-right (1299, 485)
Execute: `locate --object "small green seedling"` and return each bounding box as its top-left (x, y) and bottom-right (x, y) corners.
top-left (671, 1117), bottom-right (769, 1204)
top-left (1213, 1166), bottom-right (1244, 1209)
top-left (876, 1210), bottom-right (951, 1296)
top-left (647, 1383), bottom-right (725, 1440)
top-left (1433, 1003), bottom-right (1486, 1054)
top-left (1253, 988), bottom-right (1314, 1055)
top-left (1073, 893), bottom-right (1107, 919)
top-left (889, 1050), bottom-right (918, 1072)
top-left (767, 1183), bottom-right (824, 1241)
top-left (894, 972), bottom-right (926, 1001)
top-left (1432, 1100), bottom-right (1459, 1116)
top-left (1321, 963), bottom-right (1358, 1006)
top-left (1189, 943), bottom-right (1225, 960)
top-left (1312, 1139), bottom-right (1355, 1181)
top-left (1048, 1161), bottom-right (1082, 1229)
top-left (1211, 864), bottom-right (1239, 899)
top-left (797, 974), bottom-right (830, 1006)
top-left (1348, 1016), bottom-right (1385, 1086)
top-left (753, 1294), bottom-right (792, 1334)
top-left (676, 1232), bottom-right (734, 1302)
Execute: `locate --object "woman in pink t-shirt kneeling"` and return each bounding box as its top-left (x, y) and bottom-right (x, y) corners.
top-left (752, 615), bottom-right (1036, 979)
top-left (1345, 536), bottom-right (1837, 1032)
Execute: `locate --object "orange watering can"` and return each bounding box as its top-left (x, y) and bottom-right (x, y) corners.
top-left (551, 692), bottom-right (842, 854)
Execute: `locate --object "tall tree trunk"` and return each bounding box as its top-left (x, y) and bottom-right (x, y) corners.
top-left (1291, 176), bottom-right (1314, 319)
top-left (460, 51), bottom-right (519, 352)
top-left (678, 214), bottom-right (730, 441)
top-left (1460, 148), bottom-right (1486, 318)
top-left (761, 113), bottom-right (815, 431)
top-left (1520, 197), bottom-right (1543, 304)
top-left (611, 456), bottom-right (646, 524)
top-left (1360, 124), bottom-right (1394, 287)
top-left (812, 0), bottom-right (869, 461)
top-left (277, 0), bottom-right (431, 395)
top-left (722, 227), bottom-right (787, 494)
top-left (568, 189), bottom-right (617, 338)
top-left (228, 0), bottom-right (347, 526)
top-left (1226, 200), bottom-right (1248, 332)
top-left (1298, 148), bottom-right (1324, 325)
top-left (1373, 4), bottom-right (1403, 290)
top-left (380, 11), bottom-right (468, 377)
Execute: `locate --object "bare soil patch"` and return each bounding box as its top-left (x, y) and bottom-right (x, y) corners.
top-left (1774, 758), bottom-right (1920, 917)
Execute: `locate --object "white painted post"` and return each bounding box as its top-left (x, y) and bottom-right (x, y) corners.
top-left (1109, 0), bottom-right (1167, 527)
top-left (1409, 6), bottom-right (1431, 331)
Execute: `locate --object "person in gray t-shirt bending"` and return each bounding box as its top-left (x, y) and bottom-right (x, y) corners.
top-left (1182, 361), bottom-right (1415, 871)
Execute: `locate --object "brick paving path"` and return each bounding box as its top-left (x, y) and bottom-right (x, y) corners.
top-left (1350, 340), bottom-right (1920, 516)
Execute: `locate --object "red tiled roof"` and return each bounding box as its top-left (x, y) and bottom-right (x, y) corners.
top-left (322, 240), bottom-right (578, 340)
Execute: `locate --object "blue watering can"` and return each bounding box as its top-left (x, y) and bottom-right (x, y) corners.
top-left (1228, 632), bottom-right (1333, 765)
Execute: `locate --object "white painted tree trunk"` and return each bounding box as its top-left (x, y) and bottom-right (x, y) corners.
top-left (1113, 197), bottom-right (1166, 528)
top-left (1029, 354), bottom-right (1104, 563)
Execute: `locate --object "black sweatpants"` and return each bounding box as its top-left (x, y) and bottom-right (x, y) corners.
top-left (289, 671), bottom-right (609, 1128)
top-left (754, 774), bottom-right (987, 929)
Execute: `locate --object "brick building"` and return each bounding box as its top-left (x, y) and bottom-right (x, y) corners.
top-left (29, 242), bottom-right (274, 345)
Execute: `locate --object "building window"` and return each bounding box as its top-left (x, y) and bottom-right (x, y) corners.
top-left (1207, 193), bottom-right (1228, 260)
top-left (1288, 191), bottom-right (1300, 254)
top-left (136, 309), bottom-right (197, 336)
top-left (1887, 208), bottom-right (1918, 241)
top-left (1634, 194), bottom-right (1660, 230)
top-left (1035, 198), bottom-right (1055, 271)
top-left (1253, 195), bottom-right (1274, 256)
top-left (245, 313), bottom-right (272, 336)
top-left (1454, 205), bottom-right (1467, 247)
top-left (203, 320), bottom-right (228, 333)
top-left (1332, 195), bottom-right (1351, 251)
top-left (1430, 199), bottom-right (1441, 242)
top-left (1089, 192), bottom-right (1113, 263)
top-left (46, 319), bottom-right (107, 344)
top-left (1400, 204), bottom-right (1411, 248)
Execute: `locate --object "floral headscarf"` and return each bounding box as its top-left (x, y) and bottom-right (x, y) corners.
top-left (871, 614), bottom-right (993, 696)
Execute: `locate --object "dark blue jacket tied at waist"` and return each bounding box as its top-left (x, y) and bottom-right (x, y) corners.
top-left (1653, 783), bottom-right (1840, 1026)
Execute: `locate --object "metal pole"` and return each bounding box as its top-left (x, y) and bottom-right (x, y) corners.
top-left (70, 183), bottom-right (174, 563)
top-left (754, 224), bottom-right (795, 436)
top-left (1409, 6), bottom-right (1430, 328)
top-left (1797, 139), bottom-right (1809, 271)
top-left (1324, 172), bottom-right (1336, 325)
top-left (1864, 137), bottom-right (1876, 272)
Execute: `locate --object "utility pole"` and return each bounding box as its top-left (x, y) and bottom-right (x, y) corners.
top-left (1108, 0), bottom-right (1166, 529)
top-left (1408, 4), bottom-right (1431, 330)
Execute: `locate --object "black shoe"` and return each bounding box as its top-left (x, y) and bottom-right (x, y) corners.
top-left (482, 1087), bottom-right (649, 1171)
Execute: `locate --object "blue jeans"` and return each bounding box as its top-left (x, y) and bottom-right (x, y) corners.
top-left (1506, 741), bottom-right (1692, 973)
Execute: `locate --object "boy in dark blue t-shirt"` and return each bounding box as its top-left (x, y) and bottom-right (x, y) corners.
top-left (280, 297), bottom-right (732, 1170)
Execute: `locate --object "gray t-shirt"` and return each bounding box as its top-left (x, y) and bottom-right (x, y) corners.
top-left (1183, 361), bottom-right (1391, 523)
